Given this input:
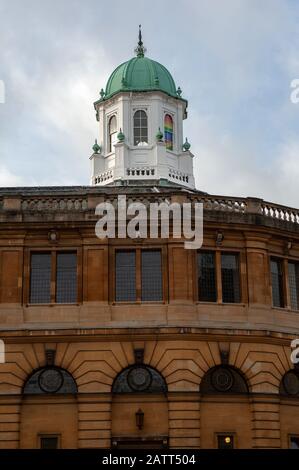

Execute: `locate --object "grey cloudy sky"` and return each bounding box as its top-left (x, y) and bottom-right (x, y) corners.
top-left (0, 0), bottom-right (299, 207)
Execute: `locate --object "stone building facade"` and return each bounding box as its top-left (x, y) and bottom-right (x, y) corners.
top-left (0, 30), bottom-right (299, 449)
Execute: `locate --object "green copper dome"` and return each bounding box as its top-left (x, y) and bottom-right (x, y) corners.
top-left (100, 27), bottom-right (183, 101)
top-left (104, 56), bottom-right (178, 99)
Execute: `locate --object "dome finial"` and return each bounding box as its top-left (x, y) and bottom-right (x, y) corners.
top-left (135, 24), bottom-right (146, 57)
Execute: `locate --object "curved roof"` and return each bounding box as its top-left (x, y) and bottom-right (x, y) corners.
top-left (104, 55), bottom-right (179, 100)
top-left (98, 27), bottom-right (184, 102)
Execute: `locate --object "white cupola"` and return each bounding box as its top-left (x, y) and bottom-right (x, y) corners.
top-left (90, 27), bottom-right (195, 189)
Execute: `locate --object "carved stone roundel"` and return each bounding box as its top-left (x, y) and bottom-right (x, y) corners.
top-left (127, 366), bottom-right (152, 391)
top-left (211, 367), bottom-right (234, 392)
top-left (38, 368), bottom-right (64, 393)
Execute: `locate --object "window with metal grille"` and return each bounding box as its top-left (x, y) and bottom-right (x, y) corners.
top-left (164, 114), bottom-right (173, 150)
top-left (115, 250), bottom-right (136, 301)
top-left (271, 258), bottom-right (284, 308)
top-left (30, 251), bottom-right (77, 304)
top-left (288, 262), bottom-right (299, 310)
top-left (40, 435), bottom-right (59, 449)
top-left (221, 253), bottom-right (241, 303)
top-left (30, 253), bottom-right (51, 303)
top-left (133, 110), bottom-right (148, 146)
top-left (115, 249), bottom-right (163, 302)
top-left (141, 250), bottom-right (163, 301)
top-left (197, 251), bottom-right (217, 302)
top-left (56, 253), bottom-right (77, 303)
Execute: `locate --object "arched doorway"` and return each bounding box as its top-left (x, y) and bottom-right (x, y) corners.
top-left (20, 366), bottom-right (78, 448)
top-left (111, 364), bottom-right (168, 448)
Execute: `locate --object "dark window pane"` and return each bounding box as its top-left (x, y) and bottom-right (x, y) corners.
top-left (30, 253), bottom-right (51, 303)
top-left (141, 250), bottom-right (163, 301)
top-left (271, 259), bottom-right (284, 308)
top-left (56, 253), bottom-right (77, 303)
top-left (40, 436), bottom-right (58, 449)
top-left (221, 253), bottom-right (241, 303)
top-left (217, 435), bottom-right (234, 449)
top-left (197, 252), bottom-right (217, 302)
top-left (288, 262), bottom-right (299, 310)
top-left (115, 251), bottom-right (136, 301)
top-left (290, 436), bottom-right (299, 449)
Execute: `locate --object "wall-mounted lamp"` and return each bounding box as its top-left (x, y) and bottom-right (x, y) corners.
top-left (135, 408), bottom-right (144, 430)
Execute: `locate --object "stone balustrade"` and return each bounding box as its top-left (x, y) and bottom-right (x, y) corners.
top-left (20, 198), bottom-right (88, 212)
top-left (0, 190), bottom-right (299, 229)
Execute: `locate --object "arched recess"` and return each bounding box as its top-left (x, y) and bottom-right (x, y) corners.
top-left (111, 364), bottom-right (168, 448)
top-left (200, 365), bottom-right (248, 395)
top-left (112, 364), bottom-right (167, 394)
top-left (23, 366), bottom-right (78, 395)
top-left (20, 367), bottom-right (78, 448)
top-left (200, 365), bottom-right (251, 449)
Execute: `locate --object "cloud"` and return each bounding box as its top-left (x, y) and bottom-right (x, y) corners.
top-left (0, 0), bottom-right (298, 208)
top-left (0, 165), bottom-right (23, 186)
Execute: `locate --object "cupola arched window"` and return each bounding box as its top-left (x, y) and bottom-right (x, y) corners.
top-left (23, 367), bottom-right (77, 395)
top-left (164, 114), bottom-right (173, 151)
top-left (133, 110), bottom-right (148, 146)
top-left (108, 115), bottom-right (117, 152)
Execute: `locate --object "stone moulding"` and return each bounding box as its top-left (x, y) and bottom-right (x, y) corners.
top-left (0, 189), bottom-right (298, 231)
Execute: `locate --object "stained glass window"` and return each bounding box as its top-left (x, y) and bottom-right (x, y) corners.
top-left (164, 114), bottom-right (173, 150)
top-left (133, 110), bottom-right (148, 146)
